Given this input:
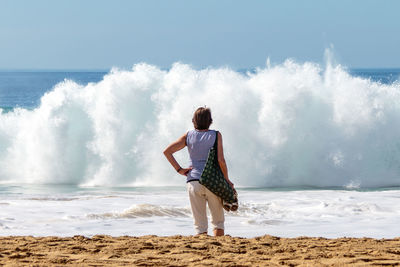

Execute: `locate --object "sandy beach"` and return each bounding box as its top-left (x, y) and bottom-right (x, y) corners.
top-left (0, 235), bottom-right (399, 266)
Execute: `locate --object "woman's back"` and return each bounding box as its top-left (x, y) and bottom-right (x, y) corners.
top-left (186, 129), bottom-right (216, 182)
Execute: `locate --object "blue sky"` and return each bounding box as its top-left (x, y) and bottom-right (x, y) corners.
top-left (0, 0), bottom-right (399, 70)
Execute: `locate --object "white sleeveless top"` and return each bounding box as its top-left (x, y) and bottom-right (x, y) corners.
top-left (186, 129), bottom-right (217, 182)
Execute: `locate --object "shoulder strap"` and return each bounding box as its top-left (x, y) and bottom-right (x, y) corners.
top-left (213, 131), bottom-right (219, 149)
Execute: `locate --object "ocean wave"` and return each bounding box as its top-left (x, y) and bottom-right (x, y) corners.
top-left (27, 197), bottom-right (79, 201)
top-left (87, 204), bottom-right (191, 219)
top-left (0, 57), bottom-right (400, 188)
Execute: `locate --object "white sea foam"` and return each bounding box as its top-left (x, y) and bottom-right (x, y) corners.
top-left (0, 59), bottom-right (400, 187)
top-left (344, 180), bottom-right (361, 189)
top-left (1, 188), bottom-right (400, 238)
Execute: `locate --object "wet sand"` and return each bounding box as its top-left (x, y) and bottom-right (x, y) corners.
top-left (1, 235), bottom-right (400, 266)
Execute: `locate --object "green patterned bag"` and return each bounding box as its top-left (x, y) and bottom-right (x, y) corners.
top-left (199, 131), bottom-right (236, 204)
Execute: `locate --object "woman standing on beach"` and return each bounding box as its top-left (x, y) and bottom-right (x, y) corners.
top-left (163, 107), bottom-right (234, 236)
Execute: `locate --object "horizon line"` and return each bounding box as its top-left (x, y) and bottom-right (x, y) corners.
top-left (1, 67), bottom-right (400, 72)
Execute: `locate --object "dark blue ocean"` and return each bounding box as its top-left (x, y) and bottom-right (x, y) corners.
top-left (0, 71), bottom-right (107, 109)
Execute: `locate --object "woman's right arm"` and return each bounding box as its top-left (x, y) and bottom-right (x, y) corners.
top-left (163, 133), bottom-right (192, 176)
top-left (217, 132), bottom-right (234, 188)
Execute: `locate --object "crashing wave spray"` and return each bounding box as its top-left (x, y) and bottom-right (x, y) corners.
top-left (0, 60), bottom-right (400, 188)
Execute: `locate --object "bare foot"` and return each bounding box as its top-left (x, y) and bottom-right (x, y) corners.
top-left (213, 229), bottom-right (224, 236)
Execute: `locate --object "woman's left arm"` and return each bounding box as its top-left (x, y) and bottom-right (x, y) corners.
top-left (163, 133), bottom-right (192, 176)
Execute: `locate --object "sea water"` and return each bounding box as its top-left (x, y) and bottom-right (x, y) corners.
top-left (0, 61), bottom-right (400, 238)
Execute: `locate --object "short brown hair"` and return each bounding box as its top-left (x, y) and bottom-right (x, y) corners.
top-left (192, 107), bottom-right (213, 130)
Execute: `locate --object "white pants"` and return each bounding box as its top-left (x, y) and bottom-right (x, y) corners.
top-left (187, 181), bottom-right (225, 234)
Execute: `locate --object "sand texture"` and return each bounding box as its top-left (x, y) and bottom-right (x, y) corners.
top-left (0, 235), bottom-right (400, 266)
